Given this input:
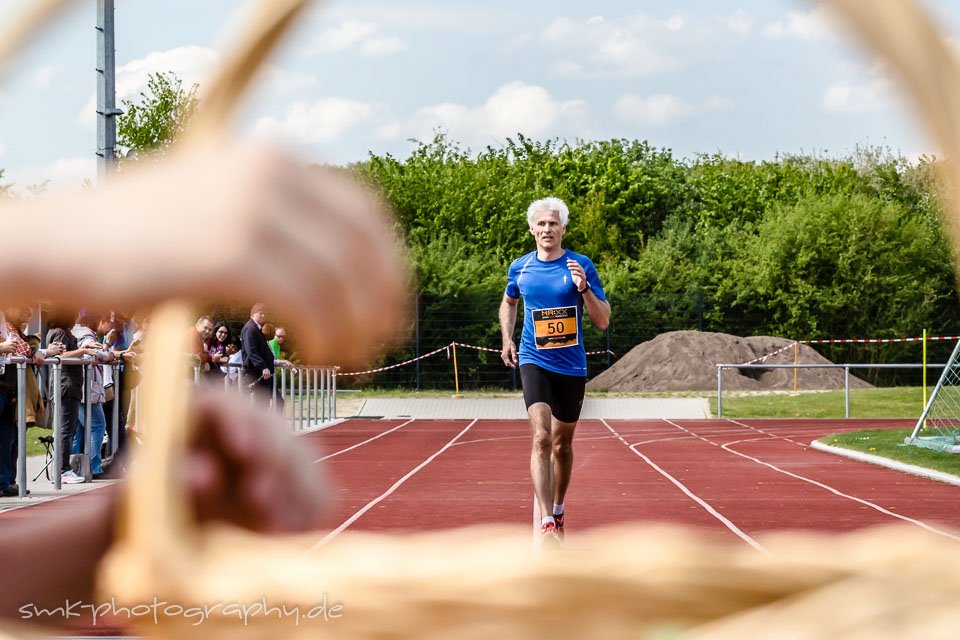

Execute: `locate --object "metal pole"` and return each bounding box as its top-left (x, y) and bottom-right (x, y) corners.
top-left (313, 367), bottom-right (320, 424)
top-left (52, 363), bottom-right (62, 489)
top-left (272, 363), bottom-right (278, 409)
top-left (716, 365), bottom-right (723, 418)
top-left (332, 369), bottom-right (338, 419)
top-left (280, 367), bottom-right (288, 428)
top-left (415, 292), bottom-right (421, 392)
top-left (193, 365), bottom-right (200, 384)
top-left (111, 363), bottom-right (119, 457)
top-left (96, 0), bottom-right (120, 180)
top-left (16, 363), bottom-right (27, 497)
top-left (606, 327), bottom-right (612, 369)
top-left (319, 367), bottom-right (326, 421)
top-left (298, 367), bottom-right (305, 431)
top-left (83, 364), bottom-right (92, 480)
top-left (304, 368), bottom-right (312, 428)
top-left (844, 365), bottom-right (850, 419)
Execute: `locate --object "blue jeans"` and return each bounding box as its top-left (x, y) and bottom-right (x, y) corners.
top-left (0, 394), bottom-right (15, 488)
top-left (73, 402), bottom-right (106, 474)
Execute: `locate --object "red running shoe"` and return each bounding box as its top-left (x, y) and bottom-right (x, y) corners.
top-left (554, 512), bottom-right (565, 542)
top-left (540, 521), bottom-right (562, 547)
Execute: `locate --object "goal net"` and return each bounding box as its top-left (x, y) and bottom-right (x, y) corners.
top-left (906, 339), bottom-right (960, 453)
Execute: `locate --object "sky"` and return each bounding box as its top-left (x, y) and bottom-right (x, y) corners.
top-left (1, 0), bottom-right (960, 193)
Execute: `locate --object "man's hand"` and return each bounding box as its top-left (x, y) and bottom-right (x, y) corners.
top-left (43, 342), bottom-right (64, 357)
top-left (0, 340), bottom-right (13, 355)
top-left (3, 143), bottom-right (410, 367)
top-left (567, 258), bottom-right (588, 292)
top-left (183, 392), bottom-right (328, 533)
top-left (501, 340), bottom-right (518, 369)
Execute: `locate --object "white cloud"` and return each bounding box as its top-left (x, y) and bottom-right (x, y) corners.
top-left (0, 143), bottom-right (5, 158)
top-left (722, 9), bottom-right (754, 36)
top-left (360, 36), bottom-right (406, 56)
top-left (251, 98), bottom-right (378, 145)
top-left (762, 6), bottom-right (838, 40)
top-left (614, 93), bottom-right (735, 127)
top-left (76, 46), bottom-right (219, 130)
top-left (9, 156), bottom-right (95, 195)
top-left (305, 20), bottom-right (406, 57)
top-left (387, 81), bottom-right (588, 145)
top-left (33, 64), bottom-right (61, 89)
top-left (260, 66), bottom-right (317, 94)
top-left (821, 81), bottom-right (892, 112)
top-left (534, 12), bottom-right (748, 77)
top-left (821, 64), bottom-right (895, 112)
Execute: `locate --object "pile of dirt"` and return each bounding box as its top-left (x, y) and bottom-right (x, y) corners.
top-left (587, 330), bottom-right (872, 392)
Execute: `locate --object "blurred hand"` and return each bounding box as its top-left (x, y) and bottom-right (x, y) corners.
top-left (3, 142), bottom-right (409, 367)
top-left (183, 392), bottom-right (328, 533)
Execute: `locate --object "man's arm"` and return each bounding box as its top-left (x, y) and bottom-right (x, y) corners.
top-left (499, 295), bottom-right (519, 369)
top-left (567, 259), bottom-right (611, 331)
top-left (582, 289), bottom-right (611, 331)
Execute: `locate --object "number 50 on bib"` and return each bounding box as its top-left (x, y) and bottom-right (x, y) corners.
top-left (532, 306), bottom-right (578, 349)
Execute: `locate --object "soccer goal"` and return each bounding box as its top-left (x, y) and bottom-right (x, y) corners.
top-left (906, 339), bottom-right (960, 453)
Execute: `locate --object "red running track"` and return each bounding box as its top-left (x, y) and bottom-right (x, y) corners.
top-left (5, 417), bottom-right (959, 550)
top-left (5, 416), bottom-right (960, 634)
top-left (303, 417), bottom-right (960, 550)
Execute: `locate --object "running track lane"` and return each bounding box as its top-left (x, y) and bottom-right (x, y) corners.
top-left (606, 418), bottom-right (960, 539)
top-left (300, 419), bottom-right (474, 536)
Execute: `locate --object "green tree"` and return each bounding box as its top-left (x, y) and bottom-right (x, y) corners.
top-left (117, 71), bottom-right (199, 157)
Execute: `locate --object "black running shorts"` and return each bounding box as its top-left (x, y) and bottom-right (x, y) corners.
top-left (520, 363), bottom-right (586, 424)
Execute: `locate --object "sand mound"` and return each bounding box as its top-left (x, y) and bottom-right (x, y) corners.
top-left (587, 330), bottom-right (872, 392)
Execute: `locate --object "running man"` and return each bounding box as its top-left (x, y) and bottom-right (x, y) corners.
top-left (499, 197), bottom-right (611, 545)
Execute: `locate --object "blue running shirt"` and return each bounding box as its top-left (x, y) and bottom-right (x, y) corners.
top-left (505, 250), bottom-right (607, 377)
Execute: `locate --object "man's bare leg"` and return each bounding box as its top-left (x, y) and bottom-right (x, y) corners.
top-left (528, 403), bottom-right (554, 523)
top-left (551, 417), bottom-right (577, 507)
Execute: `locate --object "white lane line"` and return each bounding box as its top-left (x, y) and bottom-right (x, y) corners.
top-left (720, 435), bottom-right (960, 541)
top-left (666, 420), bottom-right (960, 542)
top-left (313, 418), bottom-right (415, 463)
top-left (454, 433), bottom-right (618, 448)
top-left (601, 419), bottom-right (766, 554)
top-left (307, 419), bottom-right (478, 552)
top-left (724, 418), bottom-right (811, 448)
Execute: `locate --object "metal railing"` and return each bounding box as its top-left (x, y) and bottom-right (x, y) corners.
top-left (715, 363), bottom-right (946, 418)
top-left (196, 361), bottom-right (340, 431)
top-left (5, 356), bottom-right (339, 498)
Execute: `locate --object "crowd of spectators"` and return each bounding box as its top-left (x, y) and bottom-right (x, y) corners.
top-left (0, 302), bottom-right (293, 495)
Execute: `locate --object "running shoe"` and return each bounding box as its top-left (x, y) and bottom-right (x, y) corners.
top-left (554, 512), bottom-right (565, 542)
top-left (61, 470), bottom-right (85, 485)
top-left (540, 521), bottom-right (562, 547)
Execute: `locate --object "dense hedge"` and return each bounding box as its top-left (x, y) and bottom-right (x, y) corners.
top-left (346, 136), bottom-right (960, 385)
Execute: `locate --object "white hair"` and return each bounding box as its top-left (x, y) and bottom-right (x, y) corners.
top-left (526, 197), bottom-right (569, 227)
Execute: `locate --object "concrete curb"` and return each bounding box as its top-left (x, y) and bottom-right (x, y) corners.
top-left (809, 440), bottom-right (960, 488)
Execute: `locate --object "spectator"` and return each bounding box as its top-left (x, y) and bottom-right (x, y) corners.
top-left (221, 338), bottom-right (243, 382)
top-left (268, 326), bottom-right (286, 360)
top-left (190, 316), bottom-right (215, 373)
top-left (46, 308), bottom-right (96, 485)
top-left (0, 307), bottom-right (56, 496)
top-left (241, 303), bottom-right (275, 406)
top-left (71, 309), bottom-right (115, 480)
top-left (206, 322), bottom-right (231, 372)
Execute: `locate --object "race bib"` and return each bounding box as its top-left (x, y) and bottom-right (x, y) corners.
top-left (532, 306), bottom-right (578, 349)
